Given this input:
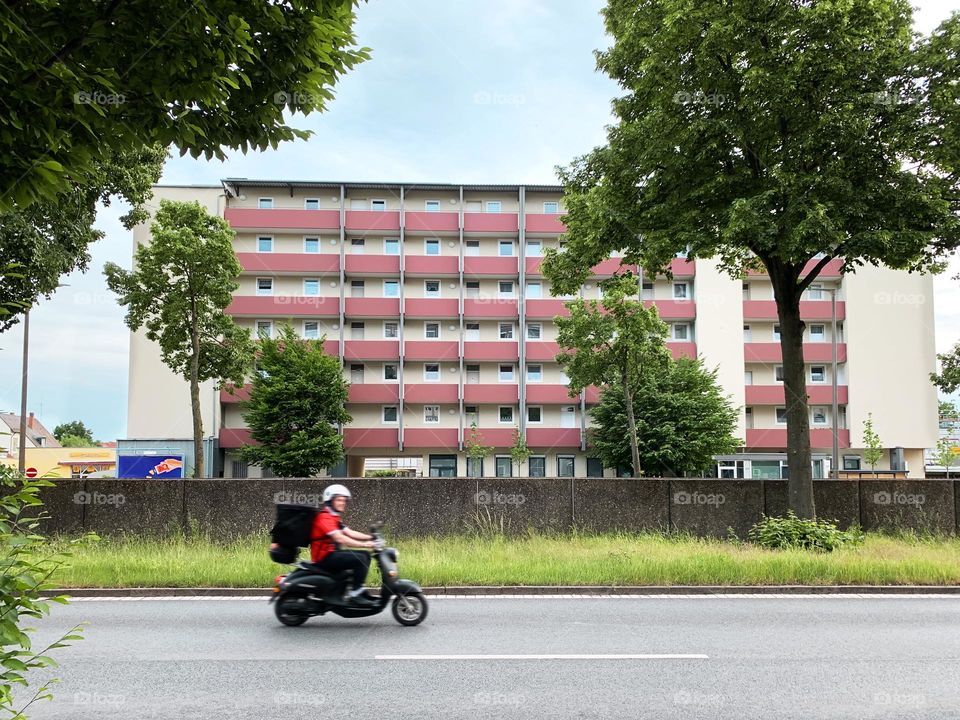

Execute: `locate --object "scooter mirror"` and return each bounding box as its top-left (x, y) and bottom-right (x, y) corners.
top-left (369, 520), bottom-right (384, 533)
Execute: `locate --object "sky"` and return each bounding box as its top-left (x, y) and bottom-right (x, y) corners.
top-left (1, 0), bottom-right (958, 442)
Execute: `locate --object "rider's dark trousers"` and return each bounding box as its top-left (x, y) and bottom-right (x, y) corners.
top-left (316, 550), bottom-right (370, 587)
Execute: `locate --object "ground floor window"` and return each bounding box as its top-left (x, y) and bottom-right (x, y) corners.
top-left (586, 457), bottom-right (604, 478)
top-left (495, 456), bottom-right (512, 477)
top-left (557, 455), bottom-right (575, 478)
top-left (843, 455), bottom-right (862, 470)
top-left (429, 454), bottom-right (457, 477)
top-left (466, 456), bottom-right (483, 478)
top-left (751, 460), bottom-right (786, 479)
top-left (717, 460), bottom-right (745, 479)
top-left (230, 459), bottom-right (248, 478)
top-left (529, 456), bottom-right (546, 477)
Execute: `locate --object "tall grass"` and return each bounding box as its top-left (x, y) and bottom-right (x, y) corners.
top-left (47, 530), bottom-right (960, 588)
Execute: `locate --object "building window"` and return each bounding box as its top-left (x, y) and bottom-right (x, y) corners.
top-left (495, 456), bottom-right (512, 477)
top-left (351, 322), bottom-right (364, 340)
top-left (586, 457), bottom-right (604, 478)
top-left (526, 364), bottom-right (542, 382)
top-left (743, 324), bottom-right (752, 342)
top-left (351, 238), bottom-right (365, 254)
top-left (304, 198), bottom-right (320, 210)
top-left (498, 281), bottom-right (514, 298)
top-left (499, 322), bottom-right (514, 339)
top-left (773, 324), bottom-right (781, 341)
top-left (424, 363), bottom-right (440, 382)
top-left (258, 197), bottom-right (273, 209)
top-left (809, 324), bottom-right (826, 342)
top-left (808, 283), bottom-right (824, 300)
top-left (425, 200), bottom-right (441, 212)
top-left (465, 405), bottom-right (479, 425)
top-left (742, 282), bottom-right (751, 300)
top-left (529, 456), bottom-right (546, 477)
top-left (231, 459), bottom-right (249, 478)
top-left (672, 323), bottom-right (689, 341)
top-left (255, 320), bottom-right (273, 339)
top-left (257, 236), bottom-right (273, 253)
top-left (425, 239), bottom-right (440, 256)
top-left (498, 240), bottom-right (514, 257)
top-left (429, 454), bottom-right (457, 477)
top-left (384, 322), bottom-right (398, 339)
top-left (256, 278), bottom-right (273, 296)
top-left (498, 406), bottom-right (514, 423)
top-left (382, 406), bottom-right (398, 423)
top-left (776, 407), bottom-right (788, 424)
top-left (812, 407), bottom-right (828, 426)
top-left (557, 456), bottom-right (575, 478)
top-left (351, 280), bottom-right (365, 297)
top-left (465, 323), bottom-right (480, 341)
top-left (810, 366), bottom-right (826, 383)
top-left (486, 201), bottom-right (502, 213)
top-left (467, 456), bottom-right (483, 478)
top-left (745, 406), bottom-right (754, 429)
top-left (751, 460), bottom-right (785, 479)
top-left (526, 281), bottom-right (542, 299)
top-left (543, 201), bottom-right (559, 214)
top-left (775, 365), bottom-right (784, 383)
top-left (718, 460), bottom-right (745, 479)
top-left (465, 281), bottom-right (480, 299)
top-left (424, 405), bottom-right (440, 423)
top-left (843, 455), bottom-right (861, 470)
top-left (641, 281), bottom-right (654, 300)
top-left (303, 321), bottom-right (320, 340)
top-left (371, 199), bottom-right (387, 211)
top-left (466, 366), bottom-right (480, 384)
top-left (499, 364), bottom-right (514, 382)
top-left (383, 363), bottom-right (399, 381)
top-left (425, 323), bottom-right (440, 339)
top-left (350, 364), bottom-right (364, 384)
top-left (304, 237), bottom-right (320, 253)
top-left (527, 323), bottom-right (542, 340)
top-left (466, 240), bottom-right (480, 256)
top-left (744, 370), bottom-right (753, 385)
top-left (673, 282), bottom-right (689, 300)
top-left (303, 279), bottom-right (319, 296)
top-left (526, 240), bottom-right (542, 257)
top-left (384, 238), bottom-right (400, 255)
top-left (425, 280), bottom-right (441, 297)
top-left (383, 280), bottom-right (399, 298)
top-left (527, 406), bottom-right (542, 423)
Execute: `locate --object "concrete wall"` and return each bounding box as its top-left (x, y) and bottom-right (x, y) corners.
top-left (40, 478), bottom-right (958, 539)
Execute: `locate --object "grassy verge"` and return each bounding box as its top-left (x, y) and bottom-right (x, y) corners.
top-left (47, 531), bottom-right (960, 588)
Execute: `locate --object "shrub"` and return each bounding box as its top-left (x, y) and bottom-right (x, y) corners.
top-left (748, 511), bottom-right (864, 552)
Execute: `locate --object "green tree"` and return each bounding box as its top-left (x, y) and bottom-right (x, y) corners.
top-left (555, 274), bottom-right (673, 477)
top-left (509, 428), bottom-right (532, 476)
top-left (544, 0), bottom-right (960, 517)
top-left (464, 422), bottom-right (493, 478)
top-left (939, 399), bottom-right (959, 419)
top-left (589, 358), bottom-right (741, 477)
top-left (933, 342), bottom-right (960, 397)
top-left (934, 437), bottom-right (959, 479)
top-left (240, 324), bottom-right (351, 477)
top-left (57, 434), bottom-right (98, 449)
top-left (52, 420), bottom-right (95, 445)
top-left (0, 1), bottom-right (368, 210)
top-left (105, 200), bottom-right (251, 478)
top-left (862, 413), bottom-right (884, 474)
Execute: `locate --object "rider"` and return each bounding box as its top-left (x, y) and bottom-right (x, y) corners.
top-left (311, 484), bottom-right (381, 607)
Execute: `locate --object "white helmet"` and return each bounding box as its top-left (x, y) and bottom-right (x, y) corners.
top-left (322, 484), bottom-right (352, 503)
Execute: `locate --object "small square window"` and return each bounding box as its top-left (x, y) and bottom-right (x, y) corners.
top-left (527, 364), bottom-right (542, 382)
top-left (808, 284), bottom-right (824, 300)
top-left (424, 363), bottom-right (440, 381)
top-left (258, 198), bottom-right (274, 209)
top-left (557, 456), bottom-right (575, 478)
top-left (465, 405), bottom-right (479, 425)
top-left (498, 281), bottom-right (514, 297)
top-left (425, 323), bottom-right (440, 339)
top-left (371, 199), bottom-right (387, 211)
top-left (257, 236), bottom-right (273, 253)
top-left (351, 238), bottom-right (365, 254)
top-left (425, 239), bottom-right (440, 256)
top-left (256, 278), bottom-right (273, 296)
top-left (466, 240), bottom-right (480, 256)
top-left (810, 366), bottom-right (826, 383)
top-left (526, 241), bottom-right (542, 257)
top-left (425, 200), bottom-right (441, 212)
top-left (527, 406), bottom-right (542, 423)
top-left (498, 240), bottom-right (514, 257)
top-left (383, 281), bottom-right (399, 297)
top-left (499, 323), bottom-right (514, 339)
top-left (465, 281), bottom-right (480, 298)
top-left (672, 323), bottom-right (689, 341)
top-left (424, 405), bottom-right (440, 423)
top-left (303, 279), bottom-right (319, 296)
top-left (543, 201), bottom-right (559, 214)
top-left (775, 365), bottom-right (784, 382)
top-left (465, 323), bottom-right (480, 341)
top-left (384, 322), bottom-right (398, 339)
top-left (384, 238), bottom-right (400, 255)
top-left (425, 280), bottom-right (441, 297)
top-left (673, 282), bottom-right (688, 299)
top-left (351, 322), bottom-right (365, 340)
top-left (486, 201), bottom-right (502, 213)
top-left (527, 323), bottom-right (542, 340)
top-left (383, 363), bottom-right (398, 381)
top-left (843, 455), bottom-right (861, 470)
top-left (776, 407), bottom-right (788, 424)
top-left (526, 281), bottom-right (542, 299)
top-left (812, 407), bottom-right (828, 425)
top-left (304, 198), bottom-right (320, 210)
top-left (641, 281), bottom-right (654, 300)
top-left (499, 364), bottom-right (514, 382)
top-left (498, 407), bottom-right (514, 423)
top-left (529, 456), bottom-right (546, 477)
top-left (382, 406), bottom-right (398, 423)
top-left (495, 456), bottom-right (512, 477)
top-left (304, 237), bottom-right (319, 253)
top-left (256, 320), bottom-right (273, 338)
top-left (303, 321), bottom-right (320, 340)
top-left (810, 324), bottom-right (826, 342)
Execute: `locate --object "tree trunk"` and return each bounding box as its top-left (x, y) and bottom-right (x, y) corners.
top-left (769, 266), bottom-right (815, 518)
top-left (190, 330), bottom-right (204, 479)
top-left (621, 367), bottom-right (642, 478)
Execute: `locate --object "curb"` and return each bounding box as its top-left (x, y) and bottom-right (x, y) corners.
top-left (41, 585), bottom-right (960, 598)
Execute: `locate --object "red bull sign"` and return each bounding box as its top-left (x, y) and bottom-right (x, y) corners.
top-left (117, 454), bottom-right (185, 478)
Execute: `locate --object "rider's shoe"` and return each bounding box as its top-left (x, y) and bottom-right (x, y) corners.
top-left (346, 588), bottom-right (376, 607)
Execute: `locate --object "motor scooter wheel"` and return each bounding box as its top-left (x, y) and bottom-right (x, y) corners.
top-left (391, 592), bottom-right (428, 626)
top-left (275, 594), bottom-right (309, 626)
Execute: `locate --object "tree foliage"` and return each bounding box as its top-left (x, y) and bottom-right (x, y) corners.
top-left (240, 324), bottom-right (351, 478)
top-left (105, 200), bottom-right (251, 478)
top-left (0, 1), bottom-right (369, 210)
top-left (52, 420), bottom-right (94, 445)
top-left (861, 413), bottom-right (884, 472)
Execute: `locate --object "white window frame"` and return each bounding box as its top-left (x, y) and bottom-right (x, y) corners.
top-left (526, 240), bottom-right (542, 257)
top-left (464, 405), bottom-right (479, 425)
top-left (775, 407), bottom-right (788, 425)
top-left (641, 281), bottom-right (654, 300)
top-left (303, 278), bottom-right (319, 296)
top-left (349, 363), bottom-right (365, 384)
top-left (423, 363), bottom-right (441, 382)
top-left (843, 455), bottom-right (861, 470)
top-left (424, 405), bottom-right (440, 424)
top-left (526, 281), bottom-right (543, 299)
top-left (773, 324), bottom-right (782, 341)
top-left (382, 280), bottom-right (399, 298)
top-left (383, 322), bottom-right (399, 339)
top-left (381, 405), bottom-right (399, 424)
top-left (424, 280), bottom-right (441, 298)
top-left (303, 321), bottom-right (320, 340)
top-left (384, 238), bottom-right (400, 255)
top-left (424, 322), bottom-right (441, 340)
top-left (304, 198), bottom-right (320, 210)
top-left (809, 324), bottom-right (826, 342)
top-left (256, 277), bottom-right (273, 296)
top-left (466, 240), bottom-right (480, 256)
top-left (465, 281), bottom-right (481, 299)
top-left (527, 323), bottom-right (542, 340)
top-left (303, 236), bottom-right (320, 253)
top-left (498, 240), bottom-right (514, 257)
top-left (808, 283), bottom-right (824, 300)
top-left (383, 363), bottom-right (399, 382)
top-left (542, 201), bottom-right (559, 214)
top-left (526, 364), bottom-right (543, 382)
top-left (486, 201), bottom-right (502, 213)
top-left (255, 320), bottom-right (273, 339)
top-left (350, 238), bottom-right (365, 254)
top-left (774, 365), bottom-right (785, 383)
top-left (810, 365), bottom-right (827, 383)
top-left (257, 197), bottom-right (274, 209)
top-left (370, 199), bottom-right (387, 211)
top-left (673, 282), bottom-right (689, 300)
top-left (499, 322), bottom-right (514, 340)
top-left (498, 406), bottom-right (514, 424)
top-left (527, 405), bottom-right (543, 424)
top-left (498, 364), bottom-right (515, 382)
top-left (424, 200), bottom-right (441, 212)
top-left (744, 370), bottom-right (753, 386)
top-left (424, 239), bottom-right (441, 256)
top-left (465, 322), bottom-right (480, 341)
top-left (672, 323), bottom-right (689, 341)
top-left (350, 321), bottom-right (365, 340)
top-left (257, 236), bottom-right (274, 253)
top-left (498, 281), bottom-right (514, 299)
top-left (811, 406), bottom-right (828, 426)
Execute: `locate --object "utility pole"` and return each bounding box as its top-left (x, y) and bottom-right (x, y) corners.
top-left (18, 309), bottom-right (29, 475)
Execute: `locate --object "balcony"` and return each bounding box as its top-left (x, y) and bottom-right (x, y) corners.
top-left (404, 340), bottom-right (459, 360)
top-left (745, 385), bottom-right (849, 405)
top-left (744, 342), bottom-right (847, 363)
top-left (591, 258), bottom-right (638, 276)
top-left (343, 340), bottom-right (400, 361)
top-left (220, 385), bottom-right (251, 404)
top-left (466, 427), bottom-right (515, 447)
top-left (405, 384), bottom-right (459, 403)
top-left (463, 384), bottom-right (518, 403)
top-left (463, 213), bottom-right (518, 234)
top-left (227, 295), bottom-right (339, 317)
top-left (344, 210), bottom-right (400, 232)
top-left (745, 428), bottom-right (851, 449)
top-left (669, 342), bottom-right (697, 359)
top-left (219, 428), bottom-right (254, 449)
top-left (742, 300), bottom-right (846, 321)
top-left (648, 299), bottom-right (696, 320)
top-left (404, 427), bottom-right (459, 448)
top-left (670, 258), bottom-right (696, 277)
top-left (348, 384), bottom-right (400, 403)
top-left (344, 428), bottom-right (399, 449)
top-left (584, 385), bottom-right (601, 404)
top-left (225, 208), bottom-right (340, 231)
top-left (525, 257), bottom-right (544, 276)
top-left (237, 252), bottom-right (339, 274)
top-left (343, 297), bottom-right (400, 318)
top-left (525, 341), bottom-right (561, 362)
top-left (404, 256), bottom-right (459, 276)
top-left (404, 298), bottom-right (459, 318)
top-left (526, 299), bottom-right (571, 319)
top-left (463, 341), bottom-right (519, 361)
top-left (526, 427), bottom-right (581, 448)
top-left (463, 256), bottom-right (519, 276)
top-left (404, 211), bottom-right (459, 234)
top-left (526, 384), bottom-right (577, 404)
top-left (747, 257), bottom-right (844, 279)
top-left (463, 298), bottom-right (518, 318)
top-left (525, 213), bottom-right (566, 235)
top-left (344, 255), bottom-right (400, 275)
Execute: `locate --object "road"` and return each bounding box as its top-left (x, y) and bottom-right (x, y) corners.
top-left (14, 595), bottom-right (960, 719)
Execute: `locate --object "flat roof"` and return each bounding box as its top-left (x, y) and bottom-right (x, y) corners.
top-left (219, 178), bottom-right (563, 193)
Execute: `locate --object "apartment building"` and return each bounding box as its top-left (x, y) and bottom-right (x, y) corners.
top-left (126, 180), bottom-right (939, 478)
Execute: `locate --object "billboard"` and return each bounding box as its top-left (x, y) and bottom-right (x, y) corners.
top-left (117, 454), bottom-right (184, 479)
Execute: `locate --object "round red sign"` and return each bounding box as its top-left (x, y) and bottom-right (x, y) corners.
top-left (24, 467), bottom-right (38, 478)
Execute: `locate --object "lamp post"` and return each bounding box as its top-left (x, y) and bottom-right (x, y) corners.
top-left (17, 309), bottom-right (29, 475)
top-left (829, 287), bottom-right (839, 478)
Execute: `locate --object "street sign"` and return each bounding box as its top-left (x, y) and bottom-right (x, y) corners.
top-left (24, 467), bottom-right (38, 478)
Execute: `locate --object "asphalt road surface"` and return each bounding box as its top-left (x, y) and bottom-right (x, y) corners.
top-left (15, 595), bottom-right (960, 719)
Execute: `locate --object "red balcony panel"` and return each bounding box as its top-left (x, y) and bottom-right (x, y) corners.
top-left (591, 258), bottom-right (638, 276)
top-left (404, 427), bottom-right (459, 448)
top-left (525, 214), bottom-right (567, 234)
top-left (463, 384), bottom-right (519, 403)
top-left (225, 208), bottom-right (340, 231)
top-left (404, 255), bottom-right (460, 275)
top-left (219, 428), bottom-right (254, 449)
top-left (669, 342), bottom-right (698, 359)
top-left (404, 340), bottom-right (459, 360)
top-left (526, 299), bottom-right (570, 319)
top-left (323, 339), bottom-right (339, 356)
top-left (742, 300), bottom-right (846, 321)
top-left (404, 211), bottom-right (459, 233)
top-left (463, 299), bottom-right (518, 318)
top-left (228, 296), bottom-right (339, 317)
top-left (525, 341), bottom-right (561, 362)
top-left (745, 428), bottom-right (850, 450)
top-left (670, 258), bottom-right (696, 277)
top-left (343, 340), bottom-right (400, 360)
top-left (344, 255), bottom-right (400, 275)
top-left (584, 385), bottom-right (601, 404)
top-left (348, 384), bottom-right (400, 403)
top-left (237, 252), bottom-right (339, 274)
top-left (747, 257), bottom-right (844, 279)
top-left (463, 341), bottom-right (519, 361)
top-left (525, 257), bottom-right (544, 276)
top-left (648, 299), bottom-right (696, 320)
top-left (526, 384), bottom-right (578, 404)
top-left (526, 428), bottom-right (581, 448)
top-left (463, 213), bottom-right (518, 233)
top-left (344, 428), bottom-right (399, 449)
top-left (343, 297), bottom-right (400, 317)
top-left (463, 256), bottom-right (519, 276)
top-left (344, 210), bottom-right (400, 232)
top-left (469, 427), bottom-right (515, 447)
top-left (404, 298), bottom-right (459, 318)
top-left (744, 343), bottom-right (847, 363)
top-left (404, 384), bottom-right (459, 403)
top-left (745, 385), bottom-right (850, 405)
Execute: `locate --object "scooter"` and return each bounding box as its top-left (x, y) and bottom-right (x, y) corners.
top-left (269, 523), bottom-right (428, 627)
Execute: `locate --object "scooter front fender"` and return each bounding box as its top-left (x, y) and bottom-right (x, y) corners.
top-left (387, 578), bottom-right (423, 596)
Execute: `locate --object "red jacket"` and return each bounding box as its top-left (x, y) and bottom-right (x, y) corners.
top-left (310, 508), bottom-right (344, 563)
